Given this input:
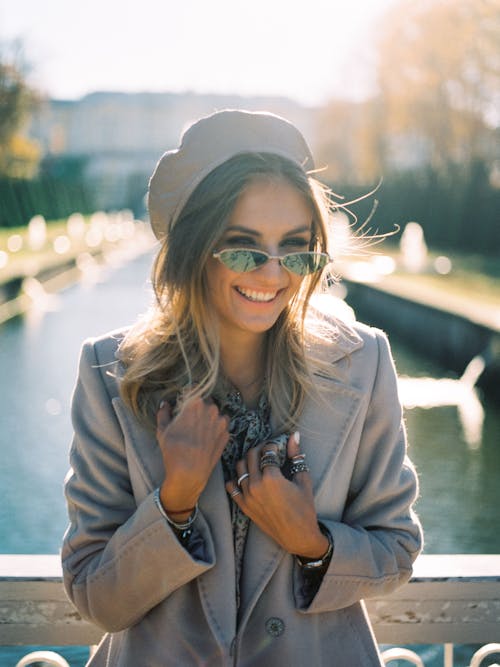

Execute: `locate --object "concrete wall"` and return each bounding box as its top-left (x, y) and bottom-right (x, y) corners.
top-left (2, 554), bottom-right (500, 646)
top-left (343, 279), bottom-right (500, 400)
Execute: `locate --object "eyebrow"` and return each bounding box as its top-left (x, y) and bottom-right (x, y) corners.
top-left (224, 225), bottom-right (312, 237)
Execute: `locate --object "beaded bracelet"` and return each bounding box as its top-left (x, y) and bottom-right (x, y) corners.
top-left (153, 488), bottom-right (199, 530)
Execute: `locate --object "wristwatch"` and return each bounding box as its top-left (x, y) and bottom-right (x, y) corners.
top-left (296, 524), bottom-right (334, 571)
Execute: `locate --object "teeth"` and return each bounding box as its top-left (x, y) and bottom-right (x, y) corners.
top-left (237, 287), bottom-right (277, 302)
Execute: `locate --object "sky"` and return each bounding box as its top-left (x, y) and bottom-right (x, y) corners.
top-left (1, 0), bottom-right (398, 106)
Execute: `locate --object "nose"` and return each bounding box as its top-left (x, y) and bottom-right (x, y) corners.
top-left (253, 256), bottom-right (286, 281)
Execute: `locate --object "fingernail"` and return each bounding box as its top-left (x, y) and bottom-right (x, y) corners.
top-left (294, 431), bottom-right (300, 444)
top-left (159, 400), bottom-right (165, 409)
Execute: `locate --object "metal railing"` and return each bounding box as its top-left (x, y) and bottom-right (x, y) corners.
top-left (1, 554), bottom-right (499, 667)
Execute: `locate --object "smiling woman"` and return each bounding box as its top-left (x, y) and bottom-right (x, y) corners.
top-left (206, 179), bottom-right (314, 352)
top-left (61, 109), bottom-right (422, 666)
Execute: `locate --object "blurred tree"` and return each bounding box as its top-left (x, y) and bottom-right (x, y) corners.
top-left (375, 0), bottom-right (500, 170)
top-left (0, 43), bottom-right (40, 178)
top-left (317, 0), bottom-right (500, 255)
top-left (315, 99), bottom-right (383, 184)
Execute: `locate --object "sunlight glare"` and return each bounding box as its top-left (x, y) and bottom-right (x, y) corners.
top-left (1, 0), bottom-right (398, 105)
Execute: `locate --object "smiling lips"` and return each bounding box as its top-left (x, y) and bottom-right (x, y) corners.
top-left (235, 286), bottom-right (280, 303)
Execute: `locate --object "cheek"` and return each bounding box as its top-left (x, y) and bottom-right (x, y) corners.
top-left (204, 261), bottom-right (232, 298)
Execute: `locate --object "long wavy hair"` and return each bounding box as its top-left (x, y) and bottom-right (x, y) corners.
top-left (119, 152), bottom-right (333, 432)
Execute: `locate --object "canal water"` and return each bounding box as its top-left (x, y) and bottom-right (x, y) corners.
top-left (1, 252), bottom-right (499, 666)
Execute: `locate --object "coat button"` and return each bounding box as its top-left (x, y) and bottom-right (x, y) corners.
top-left (265, 617), bottom-right (285, 637)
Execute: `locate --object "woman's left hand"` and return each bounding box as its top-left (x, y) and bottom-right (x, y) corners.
top-left (225, 433), bottom-right (329, 560)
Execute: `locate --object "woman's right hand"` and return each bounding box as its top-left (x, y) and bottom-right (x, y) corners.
top-left (156, 397), bottom-right (230, 518)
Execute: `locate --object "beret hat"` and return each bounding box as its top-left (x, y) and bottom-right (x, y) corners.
top-left (147, 108), bottom-right (315, 239)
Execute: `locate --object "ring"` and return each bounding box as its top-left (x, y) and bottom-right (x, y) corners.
top-left (230, 488), bottom-right (242, 498)
top-left (290, 461), bottom-right (309, 475)
top-left (237, 472), bottom-right (250, 487)
top-left (291, 453), bottom-right (306, 463)
top-left (260, 450), bottom-right (281, 471)
top-left (261, 461), bottom-right (281, 470)
top-left (261, 450), bottom-right (280, 461)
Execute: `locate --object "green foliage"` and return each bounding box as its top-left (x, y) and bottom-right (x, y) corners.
top-left (0, 45), bottom-right (40, 177)
top-left (0, 153), bottom-right (97, 228)
top-left (333, 160), bottom-right (500, 257)
top-left (375, 0), bottom-right (500, 169)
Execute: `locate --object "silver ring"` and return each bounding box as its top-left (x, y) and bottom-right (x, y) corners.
top-left (260, 450), bottom-right (281, 471)
top-left (291, 462), bottom-right (310, 475)
top-left (261, 460), bottom-right (281, 470)
top-left (261, 450), bottom-right (280, 462)
top-left (230, 488), bottom-right (242, 498)
top-left (291, 453), bottom-right (306, 463)
top-left (237, 472), bottom-right (250, 487)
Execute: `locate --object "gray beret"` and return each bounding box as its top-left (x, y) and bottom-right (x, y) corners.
top-left (147, 109), bottom-right (315, 239)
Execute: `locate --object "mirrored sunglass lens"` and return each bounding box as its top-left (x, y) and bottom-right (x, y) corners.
top-left (219, 250), bottom-right (267, 272)
top-left (282, 253), bottom-right (327, 275)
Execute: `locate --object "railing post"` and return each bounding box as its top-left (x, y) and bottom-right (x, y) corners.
top-left (444, 644), bottom-right (454, 667)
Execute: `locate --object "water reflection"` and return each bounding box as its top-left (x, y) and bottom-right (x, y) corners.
top-left (0, 263), bottom-right (498, 558)
top-left (0, 252), bottom-right (155, 554)
top-left (1, 212), bottom-right (155, 327)
top-left (391, 340), bottom-right (500, 554)
top-left (22, 277), bottom-right (61, 312)
top-left (398, 355), bottom-right (486, 449)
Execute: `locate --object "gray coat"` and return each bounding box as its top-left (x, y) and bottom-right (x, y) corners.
top-left (62, 316), bottom-right (422, 666)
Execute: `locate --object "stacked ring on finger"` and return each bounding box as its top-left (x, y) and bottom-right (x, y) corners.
top-left (290, 461), bottom-right (310, 475)
top-left (237, 472), bottom-right (250, 487)
top-left (260, 450), bottom-right (281, 470)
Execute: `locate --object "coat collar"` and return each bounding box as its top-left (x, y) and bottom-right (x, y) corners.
top-left (305, 298), bottom-right (364, 365)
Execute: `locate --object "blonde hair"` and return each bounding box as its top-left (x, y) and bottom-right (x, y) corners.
top-left (119, 153), bottom-right (333, 431)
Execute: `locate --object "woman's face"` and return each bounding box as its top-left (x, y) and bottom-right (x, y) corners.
top-left (205, 177), bottom-right (313, 344)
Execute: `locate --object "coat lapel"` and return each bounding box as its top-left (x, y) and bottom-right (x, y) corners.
top-left (111, 397), bottom-right (237, 647)
top-left (299, 372), bottom-right (365, 498)
top-left (238, 323), bottom-right (365, 626)
top-left (195, 461), bottom-right (238, 645)
top-left (112, 397), bottom-right (164, 492)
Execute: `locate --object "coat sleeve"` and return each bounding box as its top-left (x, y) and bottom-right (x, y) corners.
top-left (61, 338), bottom-right (216, 632)
top-left (295, 329), bottom-right (423, 612)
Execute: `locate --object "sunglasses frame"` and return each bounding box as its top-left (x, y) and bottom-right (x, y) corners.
top-left (212, 248), bottom-right (332, 276)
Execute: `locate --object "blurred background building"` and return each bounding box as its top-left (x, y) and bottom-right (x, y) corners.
top-left (26, 91), bottom-right (316, 213)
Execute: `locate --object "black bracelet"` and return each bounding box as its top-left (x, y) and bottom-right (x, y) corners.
top-left (295, 524), bottom-right (334, 571)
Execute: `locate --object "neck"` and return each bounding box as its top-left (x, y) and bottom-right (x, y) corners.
top-left (220, 331), bottom-right (267, 397)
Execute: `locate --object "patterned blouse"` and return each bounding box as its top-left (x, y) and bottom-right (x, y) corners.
top-left (171, 388), bottom-right (324, 614)
top-left (218, 389), bottom-right (288, 611)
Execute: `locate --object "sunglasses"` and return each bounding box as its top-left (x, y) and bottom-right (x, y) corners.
top-left (212, 249), bottom-right (331, 276)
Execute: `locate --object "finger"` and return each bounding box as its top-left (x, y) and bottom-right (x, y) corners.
top-left (235, 459), bottom-right (250, 490)
top-left (287, 432), bottom-right (313, 493)
top-left (287, 431), bottom-right (301, 458)
top-left (156, 400), bottom-right (172, 432)
top-left (246, 445), bottom-right (262, 479)
top-left (255, 443), bottom-right (281, 477)
top-left (217, 413), bottom-right (231, 441)
top-left (292, 465), bottom-right (313, 494)
top-left (216, 427), bottom-right (231, 456)
top-left (225, 481), bottom-right (243, 504)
